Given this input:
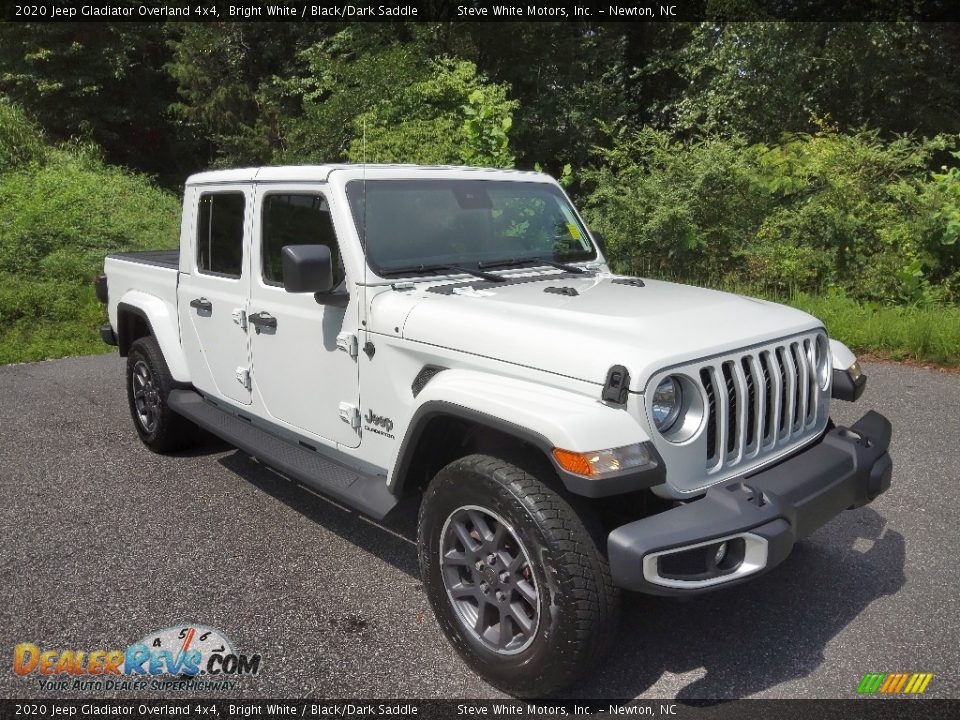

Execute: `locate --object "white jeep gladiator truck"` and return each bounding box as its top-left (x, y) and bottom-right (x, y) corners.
top-left (95, 165), bottom-right (892, 696)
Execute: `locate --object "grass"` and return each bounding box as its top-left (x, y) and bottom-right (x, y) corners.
top-left (0, 286), bottom-right (109, 365)
top-left (0, 139), bottom-right (180, 366)
top-left (786, 291), bottom-right (960, 368)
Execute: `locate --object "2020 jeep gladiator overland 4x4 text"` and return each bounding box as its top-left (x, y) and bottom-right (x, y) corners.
top-left (96, 165), bottom-right (892, 695)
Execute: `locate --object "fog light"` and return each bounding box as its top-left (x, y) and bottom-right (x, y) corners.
top-left (714, 542), bottom-right (728, 566)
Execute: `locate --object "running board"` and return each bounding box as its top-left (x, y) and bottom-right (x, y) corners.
top-left (168, 390), bottom-right (398, 519)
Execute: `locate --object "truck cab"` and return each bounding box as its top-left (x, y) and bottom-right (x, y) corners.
top-left (97, 165), bottom-right (891, 696)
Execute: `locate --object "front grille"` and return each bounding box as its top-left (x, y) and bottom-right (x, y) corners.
top-left (700, 337), bottom-right (821, 473)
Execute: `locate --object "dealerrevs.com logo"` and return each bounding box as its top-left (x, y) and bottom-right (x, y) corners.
top-left (13, 625), bottom-right (262, 692)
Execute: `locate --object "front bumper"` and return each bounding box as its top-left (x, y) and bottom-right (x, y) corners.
top-left (608, 410), bottom-right (892, 595)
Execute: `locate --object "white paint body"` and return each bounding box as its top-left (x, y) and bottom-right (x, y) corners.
top-left (105, 165), bottom-right (857, 499)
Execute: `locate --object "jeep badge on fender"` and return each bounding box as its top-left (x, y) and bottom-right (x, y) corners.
top-left (96, 164), bottom-right (892, 697)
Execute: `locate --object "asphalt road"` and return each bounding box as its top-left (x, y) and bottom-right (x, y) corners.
top-left (1, 354), bottom-right (958, 700)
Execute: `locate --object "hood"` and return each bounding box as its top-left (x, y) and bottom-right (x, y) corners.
top-left (383, 273), bottom-right (823, 392)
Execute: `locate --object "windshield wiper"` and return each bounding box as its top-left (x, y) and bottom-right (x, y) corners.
top-left (479, 257), bottom-right (588, 274)
top-left (378, 263), bottom-right (505, 282)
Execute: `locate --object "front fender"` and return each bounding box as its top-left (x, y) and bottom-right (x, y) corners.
top-left (829, 338), bottom-right (857, 371)
top-left (115, 290), bottom-right (190, 384)
top-left (829, 338), bottom-right (866, 401)
top-left (389, 369), bottom-right (664, 498)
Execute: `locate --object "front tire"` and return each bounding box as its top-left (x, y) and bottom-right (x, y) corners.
top-left (418, 453), bottom-right (621, 697)
top-left (126, 336), bottom-right (199, 453)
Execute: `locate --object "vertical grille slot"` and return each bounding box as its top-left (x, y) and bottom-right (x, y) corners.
top-left (701, 368), bottom-right (717, 463)
top-left (788, 343), bottom-right (798, 430)
top-left (759, 351), bottom-right (775, 445)
top-left (797, 341), bottom-right (808, 424)
top-left (775, 347), bottom-right (789, 434)
top-left (721, 362), bottom-right (738, 455)
top-left (741, 357), bottom-right (757, 449)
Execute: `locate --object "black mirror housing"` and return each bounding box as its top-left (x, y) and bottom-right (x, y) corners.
top-left (281, 245), bottom-right (334, 294)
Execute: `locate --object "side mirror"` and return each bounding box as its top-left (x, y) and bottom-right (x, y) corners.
top-left (281, 244), bottom-right (334, 294)
top-left (590, 230), bottom-right (606, 253)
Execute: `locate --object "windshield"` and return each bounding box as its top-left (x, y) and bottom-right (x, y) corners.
top-left (345, 179), bottom-right (597, 276)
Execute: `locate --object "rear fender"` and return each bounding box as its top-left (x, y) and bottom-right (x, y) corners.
top-left (115, 290), bottom-right (190, 383)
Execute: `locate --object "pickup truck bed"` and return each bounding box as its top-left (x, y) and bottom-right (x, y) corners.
top-left (108, 249), bottom-right (179, 269)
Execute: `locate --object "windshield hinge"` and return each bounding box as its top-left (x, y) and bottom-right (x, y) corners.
top-left (336, 332), bottom-right (359, 358)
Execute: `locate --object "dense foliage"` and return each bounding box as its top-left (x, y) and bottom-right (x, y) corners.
top-left (0, 106), bottom-right (179, 362)
top-left (582, 127), bottom-right (960, 304)
top-left (0, 21), bottom-right (958, 363)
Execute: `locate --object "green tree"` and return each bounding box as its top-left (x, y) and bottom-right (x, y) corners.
top-left (660, 22), bottom-right (960, 141)
top-left (166, 22), bottom-right (325, 168)
top-left (346, 58), bottom-right (516, 167)
top-left (0, 23), bottom-right (184, 181)
top-left (279, 25), bottom-right (430, 164)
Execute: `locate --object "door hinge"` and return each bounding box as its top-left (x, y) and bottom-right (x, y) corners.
top-left (235, 367), bottom-right (251, 390)
top-left (338, 402), bottom-right (360, 429)
top-left (336, 332), bottom-right (359, 358)
top-left (232, 308), bottom-right (248, 331)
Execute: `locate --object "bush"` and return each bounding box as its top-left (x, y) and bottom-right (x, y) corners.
top-left (346, 58), bottom-right (517, 167)
top-left (580, 128), bottom-right (767, 283)
top-left (580, 126), bottom-right (960, 304)
top-left (0, 136), bottom-right (180, 362)
top-left (0, 99), bottom-right (45, 170)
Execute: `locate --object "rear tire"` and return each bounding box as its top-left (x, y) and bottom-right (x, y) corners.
top-left (126, 336), bottom-right (199, 453)
top-left (418, 453), bottom-right (621, 697)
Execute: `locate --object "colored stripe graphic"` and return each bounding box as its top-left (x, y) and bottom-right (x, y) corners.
top-left (857, 672), bottom-right (933, 695)
top-left (857, 673), bottom-right (885, 693)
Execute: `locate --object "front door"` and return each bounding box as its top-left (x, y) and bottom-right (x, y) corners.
top-left (248, 186), bottom-right (361, 447)
top-left (178, 186), bottom-right (252, 405)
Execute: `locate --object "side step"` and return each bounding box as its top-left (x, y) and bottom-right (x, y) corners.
top-left (168, 390), bottom-right (398, 519)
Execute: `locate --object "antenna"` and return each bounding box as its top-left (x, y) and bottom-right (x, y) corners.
top-left (361, 116), bottom-right (369, 329)
top-left (362, 118), bottom-right (368, 252)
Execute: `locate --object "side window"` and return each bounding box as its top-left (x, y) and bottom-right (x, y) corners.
top-left (197, 192), bottom-right (246, 277)
top-left (261, 193), bottom-right (345, 287)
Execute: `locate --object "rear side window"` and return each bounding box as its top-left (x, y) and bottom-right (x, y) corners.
top-left (261, 193), bottom-right (345, 287)
top-left (197, 192), bottom-right (246, 277)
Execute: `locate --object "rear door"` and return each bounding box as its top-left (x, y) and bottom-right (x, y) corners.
top-left (247, 185), bottom-right (361, 447)
top-left (177, 186), bottom-right (253, 405)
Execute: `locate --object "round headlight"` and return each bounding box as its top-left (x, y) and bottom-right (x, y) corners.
top-left (815, 335), bottom-right (831, 390)
top-left (652, 376), bottom-right (682, 432)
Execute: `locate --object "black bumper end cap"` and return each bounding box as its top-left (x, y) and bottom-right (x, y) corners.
top-left (832, 367), bottom-right (867, 401)
top-left (94, 273), bottom-right (108, 304)
top-left (99, 323), bottom-right (118, 346)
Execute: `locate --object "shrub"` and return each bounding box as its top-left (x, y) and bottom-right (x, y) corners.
top-left (346, 58), bottom-right (517, 168)
top-left (0, 140), bottom-right (180, 362)
top-left (580, 126), bottom-right (960, 303)
top-left (0, 99), bottom-right (45, 170)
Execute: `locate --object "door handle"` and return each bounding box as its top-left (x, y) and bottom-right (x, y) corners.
top-left (249, 311), bottom-right (277, 334)
top-left (189, 297), bottom-right (212, 312)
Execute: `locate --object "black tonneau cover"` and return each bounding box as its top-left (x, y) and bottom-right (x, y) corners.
top-left (109, 249), bottom-right (179, 269)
